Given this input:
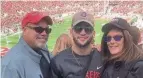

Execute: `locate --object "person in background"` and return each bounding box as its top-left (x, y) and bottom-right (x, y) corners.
top-left (2, 11), bottom-right (53, 78)
top-left (53, 33), bottom-right (72, 56)
top-left (130, 26), bottom-right (143, 50)
top-left (101, 17), bottom-right (143, 78)
top-left (91, 39), bottom-right (101, 52)
top-left (130, 26), bottom-right (141, 45)
top-left (51, 11), bottom-right (103, 78)
top-left (138, 28), bottom-right (143, 49)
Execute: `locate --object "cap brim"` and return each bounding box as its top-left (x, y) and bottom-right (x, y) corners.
top-left (36, 15), bottom-right (53, 25)
top-left (102, 22), bottom-right (125, 32)
top-left (42, 16), bottom-right (53, 25)
top-left (72, 20), bottom-right (94, 27)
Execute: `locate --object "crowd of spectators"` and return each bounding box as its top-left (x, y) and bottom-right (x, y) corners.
top-left (110, 1), bottom-right (143, 14)
top-left (1, 1), bottom-right (143, 35)
top-left (1, 1), bottom-right (104, 35)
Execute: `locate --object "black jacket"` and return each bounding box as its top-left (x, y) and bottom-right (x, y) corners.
top-left (101, 60), bottom-right (143, 78)
top-left (50, 48), bottom-right (103, 78)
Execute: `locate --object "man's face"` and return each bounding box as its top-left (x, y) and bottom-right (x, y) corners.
top-left (71, 22), bottom-right (95, 48)
top-left (23, 19), bottom-right (51, 49)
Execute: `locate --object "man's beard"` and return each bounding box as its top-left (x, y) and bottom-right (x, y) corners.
top-left (34, 36), bottom-right (48, 49)
top-left (73, 36), bottom-right (93, 48)
top-left (35, 41), bottom-right (47, 49)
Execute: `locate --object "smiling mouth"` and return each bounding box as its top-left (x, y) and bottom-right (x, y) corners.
top-left (109, 46), bottom-right (118, 48)
top-left (37, 36), bottom-right (47, 39)
top-left (79, 37), bottom-right (88, 41)
top-left (37, 38), bottom-right (47, 41)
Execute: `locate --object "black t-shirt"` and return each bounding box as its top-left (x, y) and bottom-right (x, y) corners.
top-left (51, 48), bottom-right (103, 78)
top-left (72, 51), bottom-right (91, 71)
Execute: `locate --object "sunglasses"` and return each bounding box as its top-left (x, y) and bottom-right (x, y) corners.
top-left (104, 35), bottom-right (123, 42)
top-left (73, 26), bottom-right (94, 34)
top-left (27, 26), bottom-right (51, 34)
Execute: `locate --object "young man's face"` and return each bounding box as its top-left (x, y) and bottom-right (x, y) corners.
top-left (71, 22), bottom-right (95, 48)
top-left (23, 19), bottom-right (51, 49)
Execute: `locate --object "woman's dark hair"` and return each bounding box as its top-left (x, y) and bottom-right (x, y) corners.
top-left (101, 26), bottom-right (143, 63)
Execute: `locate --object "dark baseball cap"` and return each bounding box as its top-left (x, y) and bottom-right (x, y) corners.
top-left (72, 11), bottom-right (94, 27)
top-left (22, 11), bottom-right (53, 28)
top-left (102, 18), bottom-right (131, 32)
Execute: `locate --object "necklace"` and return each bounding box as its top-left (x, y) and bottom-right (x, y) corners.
top-left (72, 50), bottom-right (83, 69)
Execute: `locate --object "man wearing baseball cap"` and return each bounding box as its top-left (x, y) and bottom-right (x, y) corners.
top-left (2, 11), bottom-right (53, 78)
top-left (51, 11), bottom-right (103, 78)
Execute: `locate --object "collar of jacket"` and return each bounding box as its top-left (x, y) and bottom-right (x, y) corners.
top-left (18, 37), bottom-right (42, 63)
top-left (113, 61), bottom-right (125, 71)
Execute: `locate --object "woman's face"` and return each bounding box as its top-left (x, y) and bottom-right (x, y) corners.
top-left (106, 29), bottom-right (124, 55)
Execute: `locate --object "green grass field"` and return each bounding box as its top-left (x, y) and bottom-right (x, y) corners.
top-left (1, 16), bottom-right (108, 52)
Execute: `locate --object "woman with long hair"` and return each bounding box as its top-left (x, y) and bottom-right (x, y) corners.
top-left (53, 33), bottom-right (72, 56)
top-left (101, 18), bottom-right (143, 78)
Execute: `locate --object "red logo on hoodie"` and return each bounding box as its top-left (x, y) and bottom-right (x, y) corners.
top-left (86, 71), bottom-right (100, 78)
